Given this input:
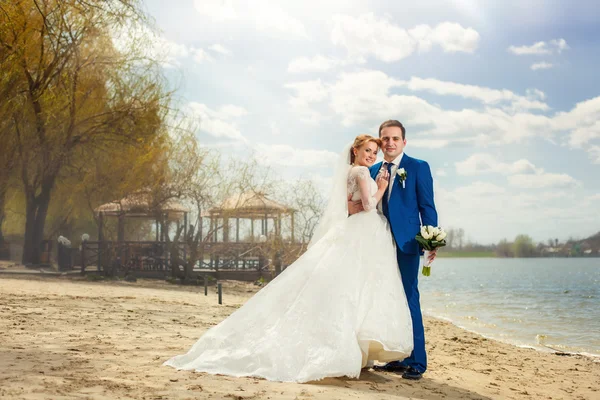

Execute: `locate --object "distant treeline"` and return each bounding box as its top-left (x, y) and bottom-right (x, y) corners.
top-left (442, 229), bottom-right (600, 258)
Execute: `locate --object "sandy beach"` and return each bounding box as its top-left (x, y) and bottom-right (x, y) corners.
top-left (0, 274), bottom-right (599, 400)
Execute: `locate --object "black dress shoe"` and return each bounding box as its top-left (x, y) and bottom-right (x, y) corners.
top-left (373, 362), bottom-right (409, 373)
top-left (401, 367), bottom-right (423, 380)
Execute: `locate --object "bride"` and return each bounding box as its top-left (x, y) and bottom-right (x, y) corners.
top-left (164, 134), bottom-right (413, 383)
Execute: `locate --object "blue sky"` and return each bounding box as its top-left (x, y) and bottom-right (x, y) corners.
top-left (141, 0), bottom-right (600, 244)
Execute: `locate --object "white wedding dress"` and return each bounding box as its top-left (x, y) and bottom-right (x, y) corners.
top-left (164, 166), bottom-right (413, 383)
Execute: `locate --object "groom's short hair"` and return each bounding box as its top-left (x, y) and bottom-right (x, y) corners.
top-left (379, 120), bottom-right (406, 140)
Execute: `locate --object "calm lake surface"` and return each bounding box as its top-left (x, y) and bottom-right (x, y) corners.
top-left (419, 257), bottom-right (600, 356)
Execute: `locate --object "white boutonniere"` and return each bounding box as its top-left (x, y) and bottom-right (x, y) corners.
top-left (397, 168), bottom-right (407, 188)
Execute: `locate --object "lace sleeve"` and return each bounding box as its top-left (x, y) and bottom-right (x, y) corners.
top-left (353, 167), bottom-right (377, 211)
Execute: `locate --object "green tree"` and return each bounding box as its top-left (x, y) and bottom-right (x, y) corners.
top-left (512, 234), bottom-right (536, 257)
top-left (0, 0), bottom-right (170, 264)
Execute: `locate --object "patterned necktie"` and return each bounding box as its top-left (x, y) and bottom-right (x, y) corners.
top-left (381, 162), bottom-right (394, 218)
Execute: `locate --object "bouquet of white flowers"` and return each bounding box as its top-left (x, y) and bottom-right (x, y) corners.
top-left (415, 226), bottom-right (447, 276)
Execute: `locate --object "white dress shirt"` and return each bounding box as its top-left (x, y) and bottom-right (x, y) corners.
top-left (377, 152), bottom-right (404, 213)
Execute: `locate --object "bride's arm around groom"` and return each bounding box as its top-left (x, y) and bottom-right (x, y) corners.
top-left (351, 120), bottom-right (438, 379)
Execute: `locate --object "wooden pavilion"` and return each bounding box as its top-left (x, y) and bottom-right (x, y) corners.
top-left (206, 191), bottom-right (296, 243)
top-left (200, 191), bottom-right (299, 276)
top-left (82, 192), bottom-right (189, 275)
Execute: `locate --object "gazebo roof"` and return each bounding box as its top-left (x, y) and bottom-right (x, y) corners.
top-left (95, 192), bottom-right (189, 218)
top-left (207, 191), bottom-right (294, 218)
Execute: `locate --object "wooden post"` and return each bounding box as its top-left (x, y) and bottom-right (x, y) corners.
top-left (98, 212), bottom-right (104, 272)
top-left (213, 217), bottom-right (218, 242)
top-left (204, 275), bottom-right (208, 296)
top-left (291, 212), bottom-right (295, 243)
top-left (223, 217), bottom-right (229, 243)
top-left (117, 213), bottom-right (125, 263)
top-left (264, 210), bottom-right (269, 237)
top-left (183, 212), bottom-right (188, 262)
top-left (199, 214), bottom-right (203, 241)
top-left (198, 215), bottom-right (204, 270)
top-left (274, 251), bottom-right (282, 276)
top-left (236, 218), bottom-right (240, 242)
top-left (277, 214), bottom-right (282, 237)
top-left (217, 282), bottom-right (222, 305)
top-left (80, 240), bottom-right (87, 275)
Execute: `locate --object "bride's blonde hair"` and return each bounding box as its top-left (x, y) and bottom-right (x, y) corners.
top-left (350, 134), bottom-right (382, 164)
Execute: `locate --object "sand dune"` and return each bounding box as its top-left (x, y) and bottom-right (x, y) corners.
top-left (0, 275), bottom-right (598, 400)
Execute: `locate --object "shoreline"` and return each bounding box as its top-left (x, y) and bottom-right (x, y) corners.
top-left (1, 274), bottom-right (599, 399)
top-left (424, 311), bottom-right (600, 360)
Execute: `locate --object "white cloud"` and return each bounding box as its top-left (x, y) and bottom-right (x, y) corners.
top-left (527, 88), bottom-right (546, 101)
top-left (186, 102), bottom-right (248, 142)
top-left (303, 70), bottom-right (555, 145)
top-left (550, 38), bottom-right (569, 53)
top-left (111, 22), bottom-right (191, 68)
top-left (435, 182), bottom-right (597, 243)
top-left (218, 104), bottom-right (249, 118)
top-left (455, 181), bottom-right (508, 196)
top-left (455, 154), bottom-right (580, 189)
top-left (456, 154), bottom-right (538, 175)
top-left (191, 48), bottom-right (215, 64)
top-left (288, 55), bottom-right (349, 73)
top-left (409, 139), bottom-right (453, 148)
top-left (507, 172), bottom-right (580, 189)
top-left (586, 193), bottom-right (600, 203)
top-left (436, 169), bottom-right (448, 177)
top-left (567, 121), bottom-right (600, 148)
top-left (209, 44), bottom-right (232, 56)
top-left (531, 62), bottom-right (554, 70)
top-left (193, 0), bottom-right (237, 21)
top-left (193, 0), bottom-right (307, 38)
top-left (331, 13), bottom-right (479, 63)
top-left (286, 69), bottom-right (600, 153)
top-left (270, 121), bottom-right (281, 136)
top-left (589, 146), bottom-right (600, 164)
top-left (254, 144), bottom-right (339, 168)
top-left (508, 41), bottom-right (552, 55)
top-left (409, 22), bottom-right (480, 54)
top-left (401, 77), bottom-right (549, 111)
top-left (508, 38), bottom-right (569, 55)
top-left (284, 80), bottom-right (330, 105)
top-left (554, 97), bottom-right (600, 161)
top-left (252, 3), bottom-right (308, 38)
top-left (284, 80), bottom-right (330, 124)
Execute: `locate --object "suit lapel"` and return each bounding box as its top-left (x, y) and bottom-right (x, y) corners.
top-left (370, 162), bottom-right (383, 180)
top-left (398, 153), bottom-right (409, 171)
top-left (390, 154), bottom-right (410, 202)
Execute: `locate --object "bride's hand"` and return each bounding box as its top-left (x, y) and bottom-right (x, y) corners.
top-left (376, 170), bottom-right (389, 191)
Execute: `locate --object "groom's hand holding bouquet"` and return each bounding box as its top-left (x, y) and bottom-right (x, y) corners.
top-left (416, 226), bottom-right (447, 276)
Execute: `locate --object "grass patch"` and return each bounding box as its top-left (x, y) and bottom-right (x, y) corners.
top-left (437, 251), bottom-right (496, 258)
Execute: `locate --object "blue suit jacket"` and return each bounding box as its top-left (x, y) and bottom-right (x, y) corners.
top-left (370, 154), bottom-right (438, 255)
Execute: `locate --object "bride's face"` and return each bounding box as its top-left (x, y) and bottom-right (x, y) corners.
top-left (354, 142), bottom-right (379, 167)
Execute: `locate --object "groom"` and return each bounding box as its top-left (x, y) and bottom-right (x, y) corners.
top-left (349, 120), bottom-right (438, 380)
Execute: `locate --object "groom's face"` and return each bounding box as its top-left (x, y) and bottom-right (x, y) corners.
top-left (380, 126), bottom-right (406, 160)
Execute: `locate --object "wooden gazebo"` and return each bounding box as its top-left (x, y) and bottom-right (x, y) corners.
top-left (94, 192), bottom-right (190, 242)
top-left (206, 191), bottom-right (296, 243)
top-left (84, 192), bottom-right (190, 275)
top-left (199, 191), bottom-right (297, 275)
